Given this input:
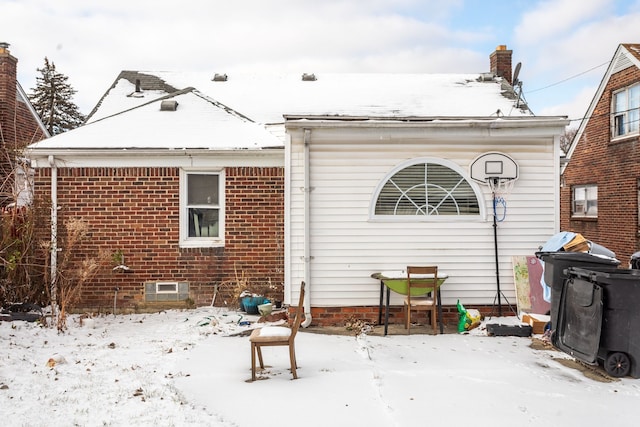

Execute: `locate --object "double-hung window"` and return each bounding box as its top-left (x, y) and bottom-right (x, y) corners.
top-left (613, 84), bottom-right (640, 138)
top-left (181, 170), bottom-right (224, 247)
top-left (572, 184), bottom-right (597, 218)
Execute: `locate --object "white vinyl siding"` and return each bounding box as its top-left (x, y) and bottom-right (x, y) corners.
top-left (286, 127), bottom-right (559, 309)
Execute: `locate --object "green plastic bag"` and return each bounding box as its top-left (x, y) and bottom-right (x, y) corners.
top-left (457, 299), bottom-right (482, 332)
top-left (457, 299), bottom-right (468, 333)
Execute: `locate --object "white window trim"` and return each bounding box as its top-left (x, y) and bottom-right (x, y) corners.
top-left (571, 184), bottom-right (597, 218)
top-left (155, 282), bottom-right (178, 294)
top-left (369, 157), bottom-right (486, 222)
top-left (179, 169), bottom-right (225, 248)
top-left (612, 84), bottom-right (640, 140)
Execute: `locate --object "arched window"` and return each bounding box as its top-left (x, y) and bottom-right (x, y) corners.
top-left (372, 158), bottom-right (482, 219)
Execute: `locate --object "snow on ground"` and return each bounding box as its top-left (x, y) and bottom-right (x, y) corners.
top-left (1, 307), bottom-right (639, 426)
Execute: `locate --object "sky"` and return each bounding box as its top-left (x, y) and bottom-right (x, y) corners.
top-left (2, 308), bottom-right (639, 426)
top-left (3, 0), bottom-right (640, 126)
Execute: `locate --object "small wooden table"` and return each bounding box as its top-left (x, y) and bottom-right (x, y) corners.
top-left (371, 270), bottom-right (448, 335)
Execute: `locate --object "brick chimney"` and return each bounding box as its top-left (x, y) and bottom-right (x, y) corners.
top-left (490, 45), bottom-right (513, 85)
top-left (0, 43), bottom-right (47, 150)
top-left (0, 42), bottom-right (18, 145)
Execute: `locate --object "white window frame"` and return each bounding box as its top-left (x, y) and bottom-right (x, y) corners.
top-left (155, 282), bottom-right (178, 294)
top-left (612, 84), bottom-right (640, 139)
top-left (15, 164), bottom-right (34, 207)
top-left (370, 157), bottom-right (485, 222)
top-left (179, 169), bottom-right (225, 248)
top-left (572, 184), bottom-right (597, 218)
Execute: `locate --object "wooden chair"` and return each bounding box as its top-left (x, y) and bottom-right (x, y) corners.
top-left (403, 266), bottom-right (438, 334)
top-left (249, 281), bottom-right (305, 381)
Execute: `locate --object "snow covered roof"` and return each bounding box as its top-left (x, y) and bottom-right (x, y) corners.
top-left (91, 71), bottom-right (531, 124)
top-left (29, 70), bottom-right (534, 153)
top-left (28, 86), bottom-right (283, 151)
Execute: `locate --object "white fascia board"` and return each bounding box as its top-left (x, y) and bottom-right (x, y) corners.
top-left (285, 116), bottom-right (570, 141)
top-left (28, 148), bottom-right (284, 169)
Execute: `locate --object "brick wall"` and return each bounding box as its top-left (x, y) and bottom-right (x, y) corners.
top-left (0, 45), bottom-right (47, 150)
top-left (561, 65), bottom-right (640, 263)
top-left (1, 44), bottom-right (47, 209)
top-left (309, 304), bottom-right (498, 328)
top-left (33, 166), bottom-right (284, 311)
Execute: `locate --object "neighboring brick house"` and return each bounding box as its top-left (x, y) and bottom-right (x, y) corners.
top-left (28, 46), bottom-right (569, 325)
top-left (561, 43), bottom-right (640, 265)
top-left (0, 42), bottom-right (48, 203)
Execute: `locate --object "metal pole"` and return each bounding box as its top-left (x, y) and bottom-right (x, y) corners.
top-left (493, 192), bottom-right (502, 316)
top-left (49, 156), bottom-right (58, 319)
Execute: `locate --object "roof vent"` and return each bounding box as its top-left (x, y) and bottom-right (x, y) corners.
top-left (212, 73), bottom-right (228, 82)
top-left (302, 73), bottom-right (316, 81)
top-left (478, 73), bottom-right (495, 82)
top-left (160, 100), bottom-right (179, 111)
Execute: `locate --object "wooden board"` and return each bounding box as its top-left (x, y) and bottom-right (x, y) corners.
top-left (512, 255), bottom-right (550, 315)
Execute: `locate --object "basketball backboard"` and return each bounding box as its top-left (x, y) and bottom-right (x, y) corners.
top-left (469, 152), bottom-right (519, 184)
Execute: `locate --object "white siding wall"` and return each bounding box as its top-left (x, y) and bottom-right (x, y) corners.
top-left (285, 123), bottom-right (562, 308)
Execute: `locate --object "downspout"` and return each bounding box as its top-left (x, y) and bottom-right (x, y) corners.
top-left (48, 155), bottom-right (58, 317)
top-left (301, 129), bottom-right (312, 327)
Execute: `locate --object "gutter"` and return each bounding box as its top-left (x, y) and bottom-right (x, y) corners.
top-left (48, 155), bottom-right (58, 317)
top-left (301, 129), bottom-right (312, 328)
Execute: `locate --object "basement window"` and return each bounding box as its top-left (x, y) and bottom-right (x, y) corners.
top-left (145, 282), bottom-right (190, 302)
top-left (156, 282), bottom-right (178, 293)
top-left (371, 158), bottom-right (482, 220)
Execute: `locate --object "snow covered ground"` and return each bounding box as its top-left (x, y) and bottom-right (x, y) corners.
top-left (1, 307), bottom-right (639, 426)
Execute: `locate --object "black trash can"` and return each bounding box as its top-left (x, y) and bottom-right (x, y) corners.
top-left (630, 251), bottom-right (640, 269)
top-left (535, 251), bottom-right (620, 333)
top-left (555, 267), bottom-right (640, 378)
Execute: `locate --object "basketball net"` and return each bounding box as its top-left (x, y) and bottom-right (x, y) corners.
top-left (486, 177), bottom-right (515, 197)
top-left (486, 177), bottom-right (515, 222)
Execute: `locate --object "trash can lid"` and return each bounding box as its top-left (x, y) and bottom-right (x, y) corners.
top-left (535, 251), bottom-right (620, 265)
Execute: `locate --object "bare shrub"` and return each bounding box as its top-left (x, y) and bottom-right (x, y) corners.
top-left (217, 266), bottom-right (250, 310)
top-left (215, 265), bottom-right (283, 310)
top-left (0, 147), bottom-right (48, 307)
top-left (50, 218), bottom-right (110, 331)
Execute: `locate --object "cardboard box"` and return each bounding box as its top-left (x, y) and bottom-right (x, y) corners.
top-left (563, 233), bottom-right (589, 252)
top-left (522, 313), bottom-right (550, 334)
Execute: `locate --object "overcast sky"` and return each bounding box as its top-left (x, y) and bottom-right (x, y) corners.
top-left (3, 0), bottom-right (640, 126)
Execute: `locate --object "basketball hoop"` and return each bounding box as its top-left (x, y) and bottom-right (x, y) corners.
top-left (486, 177), bottom-right (515, 199)
top-left (469, 152), bottom-right (520, 317)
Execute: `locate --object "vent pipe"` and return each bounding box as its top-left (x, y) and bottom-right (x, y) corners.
top-left (160, 100), bottom-right (179, 111)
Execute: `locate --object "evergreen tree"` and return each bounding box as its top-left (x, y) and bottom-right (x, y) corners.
top-left (28, 57), bottom-right (85, 135)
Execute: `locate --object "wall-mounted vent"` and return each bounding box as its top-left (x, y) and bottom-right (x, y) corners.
top-left (160, 100), bottom-right (179, 111)
top-left (145, 281), bottom-right (190, 302)
top-left (302, 73), bottom-right (316, 81)
top-left (212, 73), bottom-right (228, 81)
